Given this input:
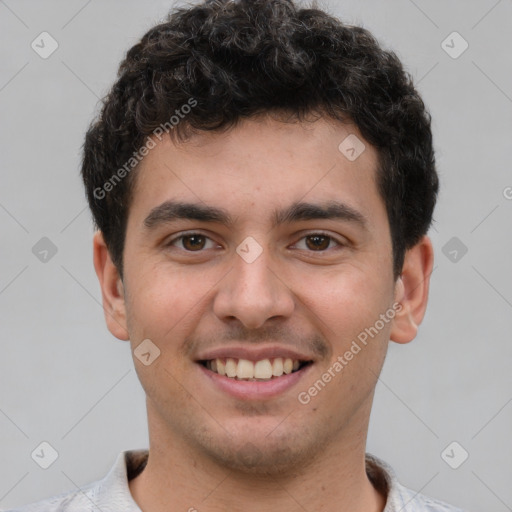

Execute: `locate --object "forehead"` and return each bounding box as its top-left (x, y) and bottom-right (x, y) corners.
top-left (128, 114), bottom-right (384, 227)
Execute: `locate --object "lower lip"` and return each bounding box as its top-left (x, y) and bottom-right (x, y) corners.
top-left (198, 363), bottom-right (313, 400)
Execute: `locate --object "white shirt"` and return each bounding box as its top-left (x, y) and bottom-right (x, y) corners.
top-left (7, 450), bottom-right (467, 511)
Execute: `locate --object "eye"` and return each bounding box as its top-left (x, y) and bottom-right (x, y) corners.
top-left (293, 233), bottom-right (342, 251)
top-left (167, 233), bottom-right (219, 251)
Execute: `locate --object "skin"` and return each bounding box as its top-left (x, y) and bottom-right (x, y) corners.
top-left (93, 113), bottom-right (434, 512)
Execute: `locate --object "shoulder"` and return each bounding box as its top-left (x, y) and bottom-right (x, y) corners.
top-left (365, 453), bottom-right (468, 512)
top-left (4, 482), bottom-right (98, 512)
top-left (5, 449), bottom-right (147, 512)
top-left (392, 484), bottom-right (468, 512)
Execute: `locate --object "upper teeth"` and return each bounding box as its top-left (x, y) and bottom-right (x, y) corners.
top-left (206, 358), bottom-right (301, 380)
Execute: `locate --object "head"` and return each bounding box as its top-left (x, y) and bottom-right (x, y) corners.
top-left (85, 0), bottom-right (436, 474)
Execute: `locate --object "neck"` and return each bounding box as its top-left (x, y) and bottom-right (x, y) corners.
top-left (129, 401), bottom-right (386, 512)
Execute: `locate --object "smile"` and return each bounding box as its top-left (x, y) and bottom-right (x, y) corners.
top-left (197, 355), bottom-right (314, 400)
top-left (200, 357), bottom-right (312, 381)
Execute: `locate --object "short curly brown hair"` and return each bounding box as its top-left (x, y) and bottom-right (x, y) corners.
top-left (81, 0), bottom-right (438, 280)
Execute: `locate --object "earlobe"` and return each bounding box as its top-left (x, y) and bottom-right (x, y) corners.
top-left (92, 230), bottom-right (130, 341)
top-left (389, 236), bottom-right (434, 344)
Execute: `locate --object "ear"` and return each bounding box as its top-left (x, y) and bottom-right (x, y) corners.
top-left (93, 230), bottom-right (129, 341)
top-left (390, 235), bottom-right (434, 344)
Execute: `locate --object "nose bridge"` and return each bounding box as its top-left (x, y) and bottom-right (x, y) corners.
top-left (234, 247), bottom-right (276, 296)
top-left (213, 240), bottom-right (294, 328)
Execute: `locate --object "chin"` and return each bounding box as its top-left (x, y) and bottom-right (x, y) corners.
top-left (197, 429), bottom-right (322, 476)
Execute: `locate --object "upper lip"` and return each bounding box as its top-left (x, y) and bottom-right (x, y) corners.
top-left (195, 345), bottom-right (316, 363)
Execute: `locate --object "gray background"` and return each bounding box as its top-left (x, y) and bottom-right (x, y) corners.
top-left (1, 0), bottom-right (511, 510)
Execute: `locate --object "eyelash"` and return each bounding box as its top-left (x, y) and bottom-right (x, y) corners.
top-left (166, 231), bottom-right (345, 253)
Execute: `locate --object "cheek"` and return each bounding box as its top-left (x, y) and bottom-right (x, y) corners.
top-left (295, 266), bottom-right (393, 401)
top-left (123, 269), bottom-right (208, 400)
top-left (124, 259), bottom-right (234, 355)
top-left (124, 264), bottom-right (205, 341)
top-left (294, 265), bottom-right (391, 339)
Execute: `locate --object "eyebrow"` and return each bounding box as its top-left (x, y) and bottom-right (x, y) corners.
top-left (273, 201), bottom-right (368, 229)
top-left (143, 200), bottom-right (368, 231)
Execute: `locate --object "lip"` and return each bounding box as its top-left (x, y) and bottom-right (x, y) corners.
top-left (195, 345), bottom-right (315, 363)
top-left (198, 360), bottom-right (314, 400)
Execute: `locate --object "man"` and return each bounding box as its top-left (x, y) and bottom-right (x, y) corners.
top-left (10, 0), bottom-right (466, 510)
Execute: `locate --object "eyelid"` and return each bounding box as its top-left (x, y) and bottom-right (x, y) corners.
top-left (290, 231), bottom-right (346, 251)
top-left (166, 230), bottom-right (221, 249)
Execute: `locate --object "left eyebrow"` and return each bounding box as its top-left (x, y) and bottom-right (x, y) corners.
top-left (143, 199), bottom-right (368, 231)
top-left (273, 200), bottom-right (369, 231)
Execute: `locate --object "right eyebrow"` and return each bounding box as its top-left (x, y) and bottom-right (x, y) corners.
top-left (143, 201), bottom-right (235, 230)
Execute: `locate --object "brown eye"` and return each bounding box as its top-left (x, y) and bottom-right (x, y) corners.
top-left (166, 233), bottom-right (220, 254)
top-left (305, 235), bottom-right (332, 251)
top-left (181, 235), bottom-right (207, 251)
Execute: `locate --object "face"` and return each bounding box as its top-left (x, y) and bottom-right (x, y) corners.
top-left (112, 114), bottom-right (403, 474)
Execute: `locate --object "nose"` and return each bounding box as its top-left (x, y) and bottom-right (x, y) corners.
top-left (212, 246), bottom-right (295, 329)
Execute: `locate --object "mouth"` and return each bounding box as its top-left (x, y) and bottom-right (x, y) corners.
top-left (199, 357), bottom-right (313, 381)
top-left (197, 355), bottom-right (315, 400)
